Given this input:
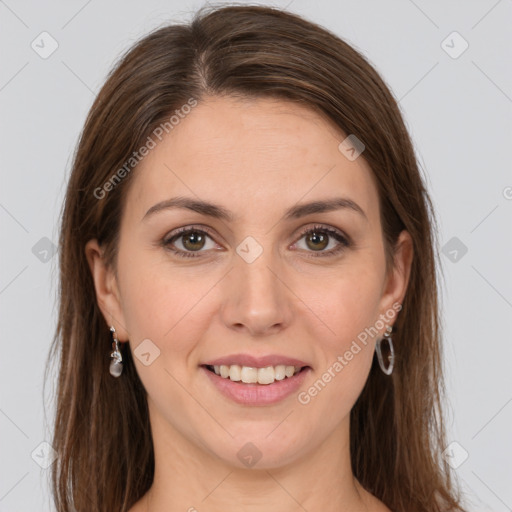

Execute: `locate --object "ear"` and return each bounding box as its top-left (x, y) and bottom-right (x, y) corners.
top-left (85, 239), bottom-right (129, 341)
top-left (378, 230), bottom-right (413, 328)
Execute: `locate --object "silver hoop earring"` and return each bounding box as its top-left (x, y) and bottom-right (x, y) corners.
top-left (109, 326), bottom-right (123, 377)
top-left (375, 325), bottom-right (394, 376)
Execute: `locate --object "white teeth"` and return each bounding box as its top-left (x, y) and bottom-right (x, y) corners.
top-left (210, 364), bottom-right (303, 384)
top-left (229, 365), bottom-right (241, 381)
top-left (274, 365), bottom-right (286, 381)
top-left (285, 366), bottom-right (295, 378)
top-left (257, 366), bottom-right (275, 385)
top-left (241, 366), bottom-right (258, 383)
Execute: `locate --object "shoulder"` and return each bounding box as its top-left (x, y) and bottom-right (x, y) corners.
top-left (126, 497), bottom-right (146, 512)
top-left (360, 487), bottom-right (393, 512)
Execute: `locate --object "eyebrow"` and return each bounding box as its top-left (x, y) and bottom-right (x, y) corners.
top-left (142, 196), bottom-right (367, 222)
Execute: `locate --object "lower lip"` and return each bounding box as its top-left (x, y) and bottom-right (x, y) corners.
top-left (201, 366), bottom-right (311, 406)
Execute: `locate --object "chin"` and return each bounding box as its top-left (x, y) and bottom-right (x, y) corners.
top-left (205, 427), bottom-right (308, 470)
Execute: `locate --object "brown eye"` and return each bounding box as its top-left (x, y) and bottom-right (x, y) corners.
top-left (305, 231), bottom-right (329, 251)
top-left (163, 227), bottom-right (217, 258)
top-left (181, 231), bottom-right (206, 251)
top-left (294, 225), bottom-right (350, 258)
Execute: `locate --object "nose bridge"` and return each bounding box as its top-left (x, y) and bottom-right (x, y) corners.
top-left (221, 239), bottom-right (292, 335)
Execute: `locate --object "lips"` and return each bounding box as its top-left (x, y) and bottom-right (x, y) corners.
top-left (200, 353), bottom-right (312, 404)
top-left (202, 354), bottom-right (311, 369)
top-left (201, 364), bottom-right (311, 405)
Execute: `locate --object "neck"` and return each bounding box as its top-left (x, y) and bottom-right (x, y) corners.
top-left (144, 403), bottom-right (370, 512)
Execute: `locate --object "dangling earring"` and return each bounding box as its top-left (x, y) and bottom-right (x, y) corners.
top-left (109, 326), bottom-right (123, 377)
top-left (375, 325), bottom-right (394, 375)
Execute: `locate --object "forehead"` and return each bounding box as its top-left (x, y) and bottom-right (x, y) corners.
top-left (125, 95), bottom-right (379, 224)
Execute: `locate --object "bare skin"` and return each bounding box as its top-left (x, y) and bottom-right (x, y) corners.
top-left (86, 95), bottom-right (411, 512)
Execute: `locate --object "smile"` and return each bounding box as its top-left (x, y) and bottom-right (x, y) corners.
top-left (201, 364), bottom-right (311, 406)
top-left (205, 364), bottom-right (305, 385)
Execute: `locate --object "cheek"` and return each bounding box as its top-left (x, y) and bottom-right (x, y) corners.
top-left (117, 251), bottom-right (216, 363)
top-left (117, 254), bottom-right (207, 414)
top-left (316, 265), bottom-right (384, 350)
top-left (118, 246), bottom-right (181, 334)
top-left (297, 263), bottom-right (383, 406)
top-left (297, 279), bottom-right (381, 423)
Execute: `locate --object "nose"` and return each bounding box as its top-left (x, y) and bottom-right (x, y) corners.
top-left (220, 250), bottom-right (293, 337)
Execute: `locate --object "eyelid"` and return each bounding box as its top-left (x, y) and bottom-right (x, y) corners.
top-left (293, 223), bottom-right (350, 244)
top-left (162, 223), bottom-right (351, 258)
top-left (162, 224), bottom-right (222, 253)
top-left (291, 223), bottom-right (351, 257)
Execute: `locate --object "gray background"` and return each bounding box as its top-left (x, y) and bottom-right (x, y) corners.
top-left (1, 0), bottom-right (511, 510)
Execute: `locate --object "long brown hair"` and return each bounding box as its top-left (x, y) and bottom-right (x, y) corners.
top-left (45, 4), bottom-right (467, 511)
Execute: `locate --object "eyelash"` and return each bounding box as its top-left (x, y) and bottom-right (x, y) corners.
top-left (162, 224), bottom-right (351, 259)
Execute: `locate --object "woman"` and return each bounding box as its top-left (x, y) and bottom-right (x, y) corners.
top-left (46, 4), bottom-right (468, 511)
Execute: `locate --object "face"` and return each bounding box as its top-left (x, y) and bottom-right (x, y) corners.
top-left (87, 95), bottom-right (411, 469)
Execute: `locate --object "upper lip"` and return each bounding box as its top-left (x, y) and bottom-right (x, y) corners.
top-left (202, 354), bottom-right (311, 369)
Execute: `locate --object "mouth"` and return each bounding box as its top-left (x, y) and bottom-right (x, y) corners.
top-left (200, 362), bottom-right (312, 405)
top-left (202, 364), bottom-right (310, 385)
